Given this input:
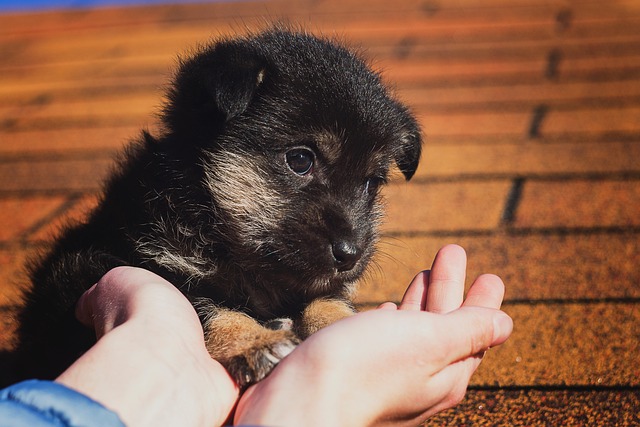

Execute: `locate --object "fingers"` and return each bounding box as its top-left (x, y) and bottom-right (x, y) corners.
top-left (398, 271), bottom-right (429, 310)
top-left (463, 274), bottom-right (505, 310)
top-left (74, 267), bottom-right (137, 337)
top-left (74, 266), bottom-right (185, 338)
top-left (424, 276), bottom-right (507, 407)
top-left (436, 307), bottom-right (513, 367)
top-left (425, 244), bottom-right (466, 314)
top-left (75, 266), bottom-right (138, 325)
top-left (423, 305), bottom-right (512, 416)
top-left (75, 283), bottom-right (98, 329)
top-left (377, 302), bottom-right (398, 310)
top-left (399, 244), bottom-right (468, 313)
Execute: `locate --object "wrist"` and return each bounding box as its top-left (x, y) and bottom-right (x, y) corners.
top-left (57, 320), bottom-right (238, 427)
top-left (234, 337), bottom-right (369, 427)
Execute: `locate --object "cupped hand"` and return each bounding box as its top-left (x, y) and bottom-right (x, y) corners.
top-left (56, 266), bottom-right (239, 427)
top-left (235, 244), bottom-right (512, 426)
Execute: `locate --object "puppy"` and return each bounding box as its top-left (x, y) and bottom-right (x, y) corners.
top-left (10, 28), bottom-right (422, 388)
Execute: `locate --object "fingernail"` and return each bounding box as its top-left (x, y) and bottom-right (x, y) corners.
top-left (492, 312), bottom-right (513, 344)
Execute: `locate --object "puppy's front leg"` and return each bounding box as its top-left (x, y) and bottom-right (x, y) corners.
top-left (295, 298), bottom-right (356, 339)
top-left (202, 307), bottom-right (299, 388)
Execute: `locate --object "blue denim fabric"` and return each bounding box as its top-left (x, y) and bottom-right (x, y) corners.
top-left (0, 380), bottom-right (125, 427)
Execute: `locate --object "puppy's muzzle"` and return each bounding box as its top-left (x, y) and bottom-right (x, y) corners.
top-left (331, 240), bottom-right (362, 272)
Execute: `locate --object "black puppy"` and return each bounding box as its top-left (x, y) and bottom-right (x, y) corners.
top-left (11, 28), bottom-right (422, 388)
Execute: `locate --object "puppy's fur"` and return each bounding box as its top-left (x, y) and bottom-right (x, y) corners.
top-left (10, 29), bottom-right (422, 387)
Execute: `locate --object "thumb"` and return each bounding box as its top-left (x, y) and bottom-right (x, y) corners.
top-left (436, 307), bottom-right (513, 366)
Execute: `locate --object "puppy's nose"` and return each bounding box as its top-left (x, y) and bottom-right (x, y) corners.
top-left (331, 240), bottom-right (362, 272)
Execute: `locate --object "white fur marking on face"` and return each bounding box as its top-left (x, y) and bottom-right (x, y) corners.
top-left (203, 150), bottom-right (286, 245)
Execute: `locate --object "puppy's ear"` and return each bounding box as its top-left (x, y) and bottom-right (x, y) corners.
top-left (394, 117), bottom-right (423, 181)
top-left (163, 41), bottom-right (266, 140)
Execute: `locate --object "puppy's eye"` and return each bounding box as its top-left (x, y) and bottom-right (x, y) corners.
top-left (285, 148), bottom-right (315, 175)
top-left (364, 177), bottom-right (385, 195)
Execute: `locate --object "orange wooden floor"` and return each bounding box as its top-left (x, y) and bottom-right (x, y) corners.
top-left (1, 0), bottom-right (639, 425)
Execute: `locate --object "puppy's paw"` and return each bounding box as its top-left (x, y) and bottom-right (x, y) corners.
top-left (224, 331), bottom-right (299, 388)
top-left (202, 308), bottom-right (300, 388)
top-left (295, 298), bottom-right (355, 338)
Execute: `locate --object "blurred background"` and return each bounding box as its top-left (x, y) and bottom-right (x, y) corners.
top-left (1, 0), bottom-right (639, 425)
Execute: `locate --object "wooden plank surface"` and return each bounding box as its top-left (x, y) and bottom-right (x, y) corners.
top-left (0, 0), bottom-right (638, 425)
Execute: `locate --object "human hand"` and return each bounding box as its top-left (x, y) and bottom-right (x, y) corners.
top-left (56, 266), bottom-right (239, 427)
top-left (234, 244), bottom-right (512, 426)
top-left (374, 244), bottom-right (511, 421)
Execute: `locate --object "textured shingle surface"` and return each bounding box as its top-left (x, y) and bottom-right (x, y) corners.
top-left (0, 0), bottom-right (638, 424)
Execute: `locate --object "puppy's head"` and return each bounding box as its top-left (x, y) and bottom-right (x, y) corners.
top-left (160, 29), bottom-right (421, 311)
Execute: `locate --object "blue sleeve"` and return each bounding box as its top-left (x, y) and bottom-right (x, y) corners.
top-left (0, 380), bottom-right (125, 427)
